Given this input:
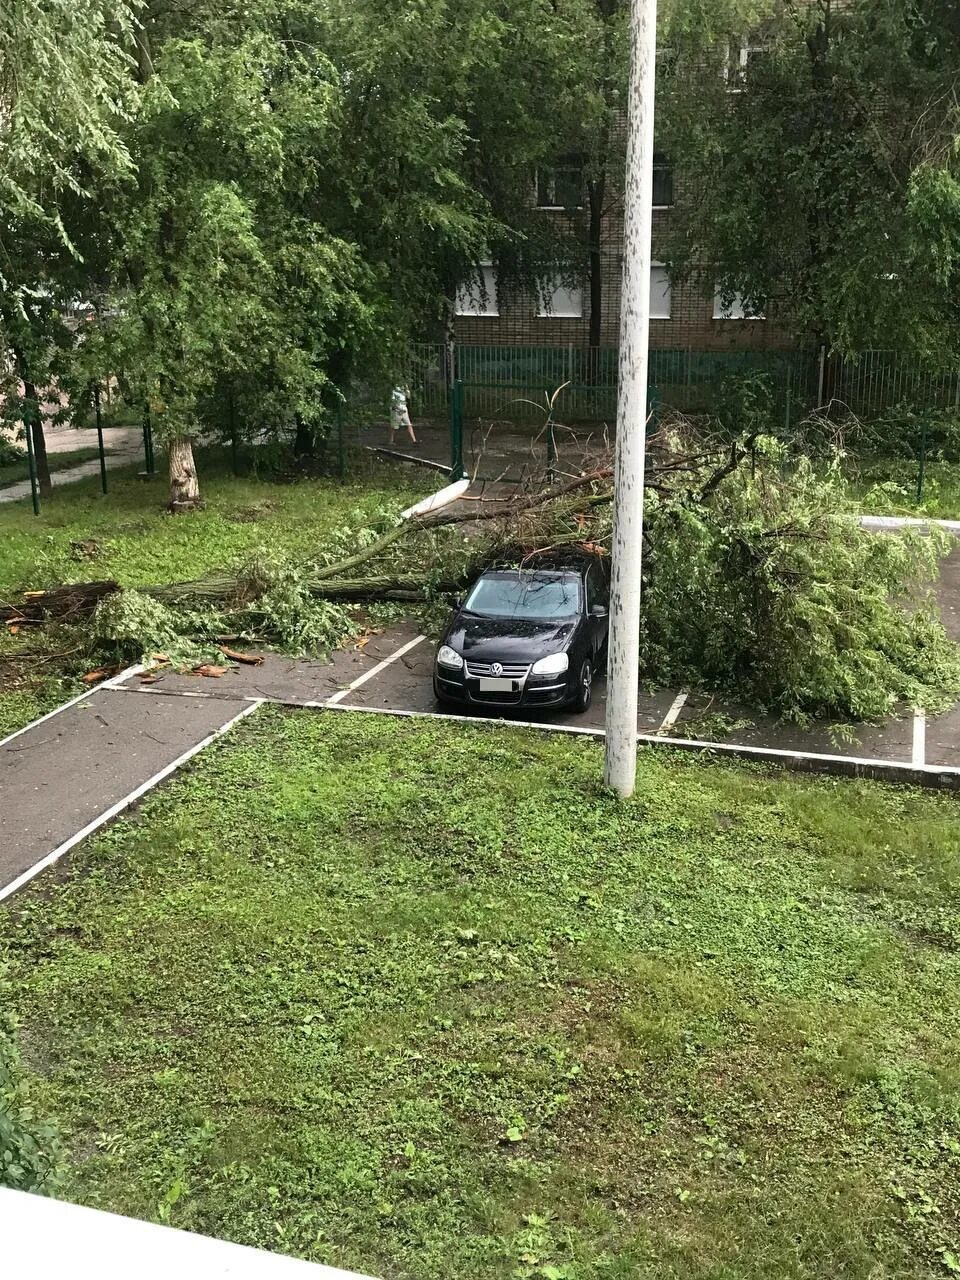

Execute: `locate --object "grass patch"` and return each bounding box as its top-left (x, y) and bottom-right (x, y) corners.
top-left (0, 452), bottom-right (421, 594)
top-left (0, 447), bottom-right (106, 490)
top-left (3, 712), bottom-right (960, 1278)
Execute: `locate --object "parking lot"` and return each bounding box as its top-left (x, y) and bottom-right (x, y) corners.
top-left (106, 600), bottom-right (960, 779)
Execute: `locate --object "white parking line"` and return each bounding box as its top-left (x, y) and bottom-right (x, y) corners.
top-left (0, 700), bottom-right (263, 903)
top-left (657, 691), bottom-right (688, 737)
top-left (321, 702), bottom-right (960, 785)
top-left (325, 635), bottom-right (427, 706)
top-left (913, 711), bottom-right (927, 767)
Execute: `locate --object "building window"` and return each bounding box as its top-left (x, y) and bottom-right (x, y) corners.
top-left (537, 155), bottom-right (585, 210)
top-left (713, 287), bottom-right (765, 320)
top-left (652, 153), bottom-right (674, 208)
top-left (537, 278), bottom-right (583, 319)
top-left (651, 263), bottom-right (672, 320)
top-left (455, 263), bottom-right (498, 317)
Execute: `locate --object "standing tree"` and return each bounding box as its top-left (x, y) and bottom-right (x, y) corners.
top-left (109, 27), bottom-right (374, 509)
top-left (0, 0), bottom-right (138, 493)
top-left (658, 0), bottom-right (960, 361)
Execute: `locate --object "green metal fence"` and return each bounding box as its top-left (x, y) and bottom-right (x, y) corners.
top-left (408, 343), bottom-right (960, 427)
top-left (831, 351), bottom-right (960, 418)
top-left (409, 343), bottom-right (821, 424)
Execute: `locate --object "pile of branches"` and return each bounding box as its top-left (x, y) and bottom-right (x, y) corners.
top-left (4, 412), bottom-right (959, 721)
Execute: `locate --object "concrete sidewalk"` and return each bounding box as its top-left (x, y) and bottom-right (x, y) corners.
top-left (0, 427), bottom-right (142, 505)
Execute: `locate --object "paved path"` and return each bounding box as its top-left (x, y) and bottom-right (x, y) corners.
top-left (0, 427), bottom-right (142, 505)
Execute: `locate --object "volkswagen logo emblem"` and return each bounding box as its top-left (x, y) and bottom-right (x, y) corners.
top-left (492, 662), bottom-right (503, 677)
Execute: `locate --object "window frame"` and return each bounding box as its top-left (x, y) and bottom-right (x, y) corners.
top-left (726, 38), bottom-right (769, 88)
top-left (536, 155), bottom-right (585, 212)
top-left (650, 262), bottom-right (672, 321)
top-left (537, 276), bottom-right (584, 320)
top-left (713, 286), bottom-right (765, 322)
top-left (652, 153), bottom-right (674, 210)
top-left (455, 262), bottom-right (499, 318)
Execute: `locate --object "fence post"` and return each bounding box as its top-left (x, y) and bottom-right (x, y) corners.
top-left (93, 382), bottom-right (108, 495)
top-left (917, 415), bottom-right (928, 505)
top-left (142, 409), bottom-right (156, 478)
top-left (449, 379), bottom-right (465, 481)
top-left (228, 388), bottom-right (240, 476)
top-left (24, 401), bottom-right (40, 516)
top-left (817, 345), bottom-right (827, 407)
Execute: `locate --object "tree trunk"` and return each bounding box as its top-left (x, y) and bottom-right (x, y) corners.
top-left (293, 414), bottom-right (314, 458)
top-left (23, 380), bottom-right (52, 496)
top-left (168, 437), bottom-right (201, 512)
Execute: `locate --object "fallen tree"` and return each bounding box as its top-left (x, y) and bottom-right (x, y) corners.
top-left (5, 421), bottom-right (960, 721)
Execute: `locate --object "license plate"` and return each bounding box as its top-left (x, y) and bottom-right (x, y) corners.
top-left (478, 678), bottom-right (518, 693)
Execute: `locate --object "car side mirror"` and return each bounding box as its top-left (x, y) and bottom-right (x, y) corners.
top-left (590, 604), bottom-right (608, 618)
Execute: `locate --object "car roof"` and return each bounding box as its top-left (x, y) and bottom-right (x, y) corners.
top-left (479, 567), bottom-right (582, 580)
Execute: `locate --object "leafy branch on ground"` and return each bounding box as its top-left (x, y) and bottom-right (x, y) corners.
top-left (6, 415), bottom-right (959, 722)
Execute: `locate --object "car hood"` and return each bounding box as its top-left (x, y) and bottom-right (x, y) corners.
top-left (444, 614), bottom-right (578, 664)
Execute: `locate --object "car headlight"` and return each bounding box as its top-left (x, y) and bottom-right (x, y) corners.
top-left (437, 645), bottom-right (464, 669)
top-left (532, 653), bottom-right (569, 676)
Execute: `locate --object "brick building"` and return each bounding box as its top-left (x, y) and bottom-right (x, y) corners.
top-left (454, 41), bottom-right (796, 355)
top-left (453, 158), bottom-right (795, 353)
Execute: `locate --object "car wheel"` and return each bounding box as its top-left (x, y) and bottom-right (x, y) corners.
top-left (574, 659), bottom-right (593, 713)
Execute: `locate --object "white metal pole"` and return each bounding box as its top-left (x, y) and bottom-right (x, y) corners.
top-left (604, 0), bottom-right (658, 798)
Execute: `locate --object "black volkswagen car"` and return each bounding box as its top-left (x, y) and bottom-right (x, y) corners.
top-left (433, 558), bottom-right (609, 714)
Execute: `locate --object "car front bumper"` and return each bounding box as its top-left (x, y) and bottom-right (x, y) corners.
top-left (434, 669), bottom-right (573, 710)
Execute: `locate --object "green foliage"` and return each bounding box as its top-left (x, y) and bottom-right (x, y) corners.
top-left (642, 447), bottom-right (960, 719)
top-left (660, 0), bottom-right (960, 359)
top-left (5, 711), bottom-right (960, 1275)
top-left (239, 555), bottom-right (353, 657)
top-left (0, 0), bottom-right (139, 229)
top-left (92, 589), bottom-right (201, 665)
top-left (0, 971), bottom-right (67, 1197)
top-left (0, 436), bottom-right (24, 468)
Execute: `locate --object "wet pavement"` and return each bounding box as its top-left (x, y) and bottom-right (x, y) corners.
top-left (0, 427), bottom-right (143, 505)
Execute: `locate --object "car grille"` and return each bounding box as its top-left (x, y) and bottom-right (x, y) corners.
top-left (465, 661), bottom-right (531, 680)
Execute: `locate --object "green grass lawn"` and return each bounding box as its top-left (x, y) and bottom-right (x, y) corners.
top-left (0, 454), bottom-right (422, 736)
top-left (4, 710), bottom-right (960, 1278)
top-left (0, 446), bottom-right (106, 489)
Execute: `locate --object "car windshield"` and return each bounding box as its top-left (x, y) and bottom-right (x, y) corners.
top-left (464, 574), bottom-right (580, 620)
